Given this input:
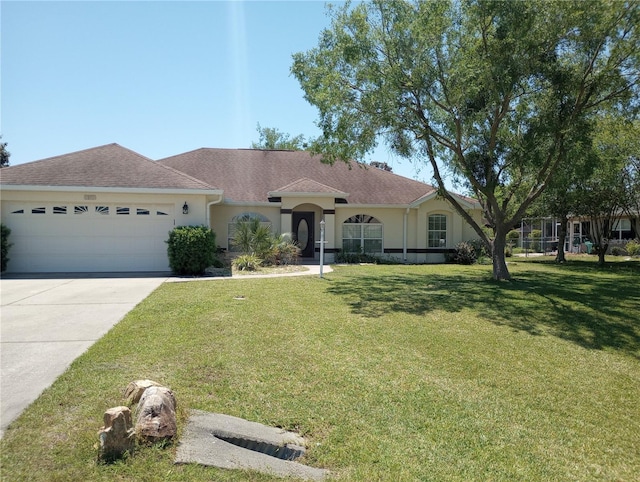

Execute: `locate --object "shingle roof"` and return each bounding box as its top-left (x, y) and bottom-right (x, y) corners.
top-left (158, 148), bottom-right (437, 205)
top-left (0, 143), bottom-right (216, 191)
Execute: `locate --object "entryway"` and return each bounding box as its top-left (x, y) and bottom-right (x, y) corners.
top-left (292, 212), bottom-right (314, 258)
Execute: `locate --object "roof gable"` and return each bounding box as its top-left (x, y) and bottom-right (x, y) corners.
top-left (269, 177), bottom-right (349, 197)
top-left (0, 143), bottom-right (216, 191)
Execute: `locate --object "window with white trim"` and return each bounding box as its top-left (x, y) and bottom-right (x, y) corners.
top-left (428, 214), bottom-right (447, 248)
top-left (342, 214), bottom-right (383, 254)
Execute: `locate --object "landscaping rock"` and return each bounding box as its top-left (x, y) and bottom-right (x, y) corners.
top-left (124, 379), bottom-right (163, 405)
top-left (98, 406), bottom-right (135, 462)
top-left (135, 386), bottom-right (177, 442)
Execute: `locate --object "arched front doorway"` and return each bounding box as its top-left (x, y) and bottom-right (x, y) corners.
top-left (292, 211), bottom-right (315, 258)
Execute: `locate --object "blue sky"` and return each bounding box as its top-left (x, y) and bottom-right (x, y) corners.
top-left (1, 1), bottom-right (436, 185)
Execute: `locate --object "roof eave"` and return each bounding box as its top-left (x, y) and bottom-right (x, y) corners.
top-left (0, 184), bottom-right (223, 196)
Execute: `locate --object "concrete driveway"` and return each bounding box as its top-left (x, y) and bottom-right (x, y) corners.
top-left (0, 275), bottom-right (167, 438)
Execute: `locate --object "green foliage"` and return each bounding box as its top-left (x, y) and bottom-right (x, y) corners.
top-left (1, 223), bottom-right (12, 272)
top-left (231, 218), bottom-right (272, 257)
top-left (232, 219), bottom-right (300, 267)
top-left (292, 0), bottom-right (639, 280)
top-left (0, 135), bottom-right (10, 167)
top-left (466, 239), bottom-right (490, 258)
top-left (264, 235), bottom-right (301, 266)
top-left (166, 225), bottom-right (217, 276)
top-left (507, 230), bottom-right (520, 241)
top-left (251, 123), bottom-right (306, 150)
top-left (232, 254), bottom-right (262, 271)
top-left (611, 246), bottom-right (623, 256)
top-left (452, 241), bottom-right (477, 265)
top-left (626, 239), bottom-right (640, 257)
top-left (335, 248), bottom-right (379, 264)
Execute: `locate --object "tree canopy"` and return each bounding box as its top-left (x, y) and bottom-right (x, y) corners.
top-left (251, 123), bottom-right (307, 150)
top-left (292, 0), bottom-right (639, 280)
top-left (0, 136), bottom-right (10, 168)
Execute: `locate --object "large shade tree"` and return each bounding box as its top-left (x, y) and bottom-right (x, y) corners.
top-left (620, 120), bottom-right (640, 237)
top-left (572, 114), bottom-right (638, 266)
top-left (292, 0), bottom-right (639, 280)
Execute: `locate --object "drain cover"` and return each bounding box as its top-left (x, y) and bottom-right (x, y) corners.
top-left (175, 410), bottom-right (328, 481)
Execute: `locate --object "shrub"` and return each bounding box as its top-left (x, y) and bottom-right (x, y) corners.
top-left (166, 225), bottom-right (218, 276)
top-left (610, 246), bottom-right (622, 256)
top-left (625, 239), bottom-right (640, 257)
top-left (1, 223), bottom-right (12, 272)
top-left (232, 221), bottom-right (300, 267)
top-left (232, 254), bottom-right (262, 271)
top-left (231, 218), bottom-right (273, 259)
top-left (507, 229), bottom-right (520, 242)
top-left (335, 249), bottom-right (378, 264)
top-left (467, 239), bottom-right (490, 258)
top-left (452, 241), bottom-right (477, 265)
top-left (269, 237), bottom-right (301, 266)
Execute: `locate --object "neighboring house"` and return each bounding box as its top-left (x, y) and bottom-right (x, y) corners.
top-left (0, 143), bottom-right (482, 273)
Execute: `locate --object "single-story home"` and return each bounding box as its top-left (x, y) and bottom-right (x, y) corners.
top-left (0, 143), bottom-right (483, 273)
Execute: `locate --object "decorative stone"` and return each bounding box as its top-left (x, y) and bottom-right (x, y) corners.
top-left (135, 386), bottom-right (177, 442)
top-left (124, 379), bottom-right (163, 405)
top-left (98, 406), bottom-right (135, 462)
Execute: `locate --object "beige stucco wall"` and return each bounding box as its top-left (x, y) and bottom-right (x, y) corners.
top-left (207, 196), bottom-right (483, 264)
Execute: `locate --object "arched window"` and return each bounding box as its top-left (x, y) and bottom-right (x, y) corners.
top-left (342, 214), bottom-right (383, 254)
top-left (228, 212), bottom-right (271, 251)
top-left (428, 214), bottom-right (447, 247)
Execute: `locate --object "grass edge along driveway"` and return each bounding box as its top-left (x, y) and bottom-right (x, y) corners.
top-left (1, 258), bottom-right (639, 481)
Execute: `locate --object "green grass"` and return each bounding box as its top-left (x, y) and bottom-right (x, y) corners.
top-left (2, 259), bottom-right (639, 481)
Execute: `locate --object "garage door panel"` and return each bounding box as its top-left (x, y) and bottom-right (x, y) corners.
top-left (3, 203), bottom-right (175, 272)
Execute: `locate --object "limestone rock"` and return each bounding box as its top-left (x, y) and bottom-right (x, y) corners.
top-left (124, 379), bottom-right (162, 405)
top-left (135, 386), bottom-right (177, 442)
top-left (98, 406), bottom-right (135, 462)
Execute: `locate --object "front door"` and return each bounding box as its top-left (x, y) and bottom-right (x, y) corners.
top-left (292, 212), bottom-right (314, 258)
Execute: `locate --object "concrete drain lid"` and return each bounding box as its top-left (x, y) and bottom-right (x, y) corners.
top-left (175, 410), bottom-right (329, 481)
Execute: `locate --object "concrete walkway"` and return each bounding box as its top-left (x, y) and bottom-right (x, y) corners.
top-left (0, 265), bottom-right (331, 438)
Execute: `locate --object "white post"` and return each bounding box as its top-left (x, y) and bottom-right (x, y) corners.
top-left (319, 219), bottom-right (326, 278)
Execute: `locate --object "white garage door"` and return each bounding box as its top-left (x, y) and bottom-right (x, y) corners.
top-left (3, 202), bottom-right (175, 272)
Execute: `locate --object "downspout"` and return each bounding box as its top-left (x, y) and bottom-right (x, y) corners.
top-left (403, 207), bottom-right (409, 263)
top-left (206, 193), bottom-right (224, 228)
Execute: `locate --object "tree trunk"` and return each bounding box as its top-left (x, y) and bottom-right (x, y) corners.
top-left (597, 242), bottom-right (607, 267)
top-left (556, 219), bottom-right (567, 263)
top-left (491, 230), bottom-right (511, 281)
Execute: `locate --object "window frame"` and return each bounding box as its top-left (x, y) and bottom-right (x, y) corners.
top-left (428, 213), bottom-right (448, 248)
top-left (342, 214), bottom-right (383, 255)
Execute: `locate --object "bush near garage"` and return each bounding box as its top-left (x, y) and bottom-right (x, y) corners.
top-left (1, 223), bottom-right (12, 272)
top-left (166, 225), bottom-right (218, 276)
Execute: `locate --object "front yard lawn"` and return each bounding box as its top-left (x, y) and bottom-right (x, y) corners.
top-left (1, 259), bottom-right (639, 480)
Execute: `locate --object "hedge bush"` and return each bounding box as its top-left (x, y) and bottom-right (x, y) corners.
top-left (1, 224), bottom-right (12, 272)
top-left (626, 239), bottom-right (640, 257)
top-left (452, 241), bottom-right (477, 265)
top-left (166, 225), bottom-right (218, 276)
